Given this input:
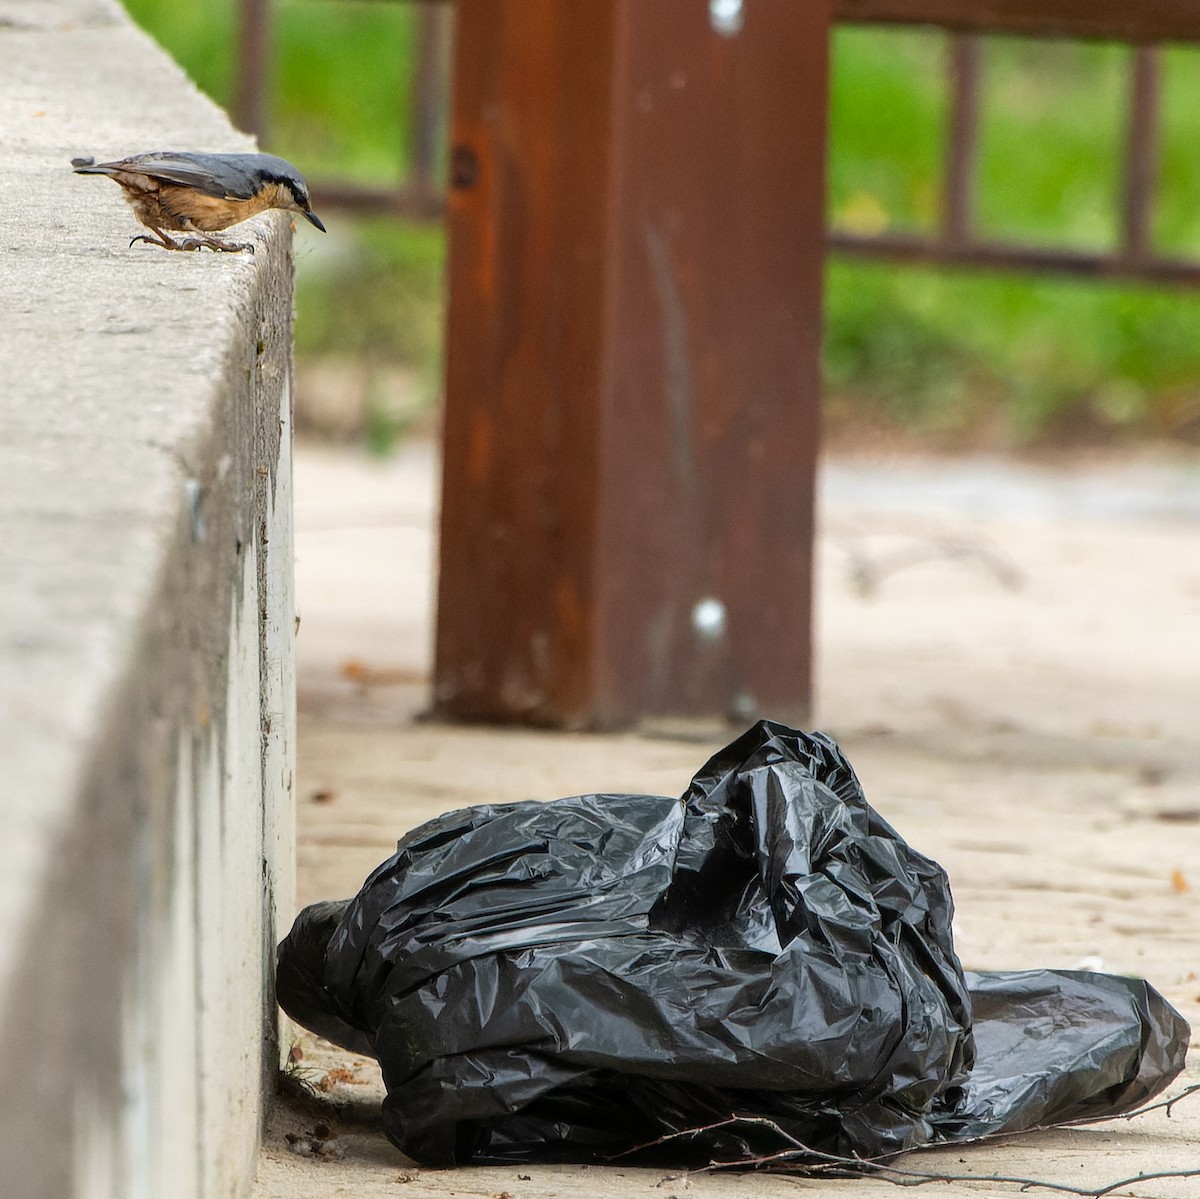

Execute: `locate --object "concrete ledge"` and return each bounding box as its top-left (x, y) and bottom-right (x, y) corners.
top-left (0, 2), bottom-right (296, 1195)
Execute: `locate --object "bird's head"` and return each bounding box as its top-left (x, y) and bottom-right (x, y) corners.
top-left (278, 173), bottom-right (326, 232)
top-left (258, 156), bottom-right (326, 232)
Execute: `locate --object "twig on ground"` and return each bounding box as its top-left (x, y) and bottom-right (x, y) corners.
top-left (607, 1085), bottom-right (1200, 1197)
top-left (810, 1159), bottom-right (1200, 1197)
top-left (839, 534), bottom-right (1024, 599)
top-left (894, 1082), bottom-right (1200, 1160)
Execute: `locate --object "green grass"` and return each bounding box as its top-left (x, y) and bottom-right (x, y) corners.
top-left (977, 39), bottom-right (1126, 249)
top-left (828, 29), bottom-right (1200, 445)
top-left (824, 263), bottom-right (1200, 443)
top-left (293, 218), bottom-right (444, 361)
top-left (1156, 45), bottom-right (1200, 256)
top-left (122, 4), bottom-right (1200, 447)
top-left (828, 28), bottom-right (946, 236)
top-left (272, 3), bottom-right (418, 182)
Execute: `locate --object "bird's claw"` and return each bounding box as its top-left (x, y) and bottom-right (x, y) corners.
top-left (130, 233), bottom-right (173, 250)
top-left (178, 237), bottom-right (255, 254)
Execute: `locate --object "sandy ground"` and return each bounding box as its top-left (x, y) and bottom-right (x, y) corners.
top-left (254, 438), bottom-right (1200, 1199)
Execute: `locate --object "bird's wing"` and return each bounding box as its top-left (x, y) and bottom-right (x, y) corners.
top-left (85, 153), bottom-right (261, 200)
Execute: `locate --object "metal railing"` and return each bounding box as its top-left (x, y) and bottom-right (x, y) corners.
top-left (829, 37), bottom-right (1200, 285)
top-left (234, 0), bottom-right (1200, 284)
top-left (830, 0), bottom-right (1200, 283)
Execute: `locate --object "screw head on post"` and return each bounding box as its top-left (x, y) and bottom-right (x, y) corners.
top-left (709, 0), bottom-right (744, 36)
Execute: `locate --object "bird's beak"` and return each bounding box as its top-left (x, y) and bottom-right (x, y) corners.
top-left (302, 207), bottom-right (326, 233)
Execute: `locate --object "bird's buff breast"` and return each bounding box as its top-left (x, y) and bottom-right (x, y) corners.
top-left (127, 181), bottom-right (288, 233)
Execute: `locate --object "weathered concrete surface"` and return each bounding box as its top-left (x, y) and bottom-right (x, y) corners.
top-left (0, 2), bottom-right (301, 1196)
top-left (257, 439), bottom-right (1199, 1198)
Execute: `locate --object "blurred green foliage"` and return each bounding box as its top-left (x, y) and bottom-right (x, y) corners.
top-left (122, 3), bottom-right (1200, 446)
top-left (828, 29), bottom-right (1200, 445)
top-left (291, 218), bottom-right (444, 361)
top-left (123, 0), bottom-right (417, 179)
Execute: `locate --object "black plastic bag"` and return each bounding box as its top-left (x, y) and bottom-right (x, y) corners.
top-left (277, 721), bottom-right (1189, 1167)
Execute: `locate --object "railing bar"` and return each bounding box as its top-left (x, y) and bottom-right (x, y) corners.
top-left (408, 2), bottom-right (451, 200)
top-left (311, 179), bottom-right (447, 220)
top-left (834, 1), bottom-right (1200, 44)
top-left (302, 3), bottom-right (1200, 293)
top-left (235, 0), bottom-right (272, 143)
top-left (829, 229), bottom-right (1200, 286)
top-left (942, 32), bottom-right (983, 246)
top-left (1120, 45), bottom-right (1162, 263)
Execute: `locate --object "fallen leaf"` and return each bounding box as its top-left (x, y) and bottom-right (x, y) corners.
top-left (340, 659), bottom-right (428, 687)
top-left (1171, 869), bottom-right (1191, 894)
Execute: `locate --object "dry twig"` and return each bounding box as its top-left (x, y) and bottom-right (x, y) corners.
top-left (609, 1084), bottom-right (1200, 1197)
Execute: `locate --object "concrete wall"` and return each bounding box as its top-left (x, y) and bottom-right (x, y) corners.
top-left (0, 2), bottom-right (296, 1196)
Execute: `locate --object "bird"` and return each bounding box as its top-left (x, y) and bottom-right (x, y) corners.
top-left (71, 150), bottom-right (326, 253)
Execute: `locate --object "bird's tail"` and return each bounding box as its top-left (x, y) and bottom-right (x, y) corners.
top-left (70, 156), bottom-right (110, 174)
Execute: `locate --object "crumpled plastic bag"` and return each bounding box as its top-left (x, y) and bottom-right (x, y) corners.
top-left (277, 720), bottom-right (1189, 1167)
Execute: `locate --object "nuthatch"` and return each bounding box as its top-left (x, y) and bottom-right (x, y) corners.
top-left (71, 150), bottom-right (326, 253)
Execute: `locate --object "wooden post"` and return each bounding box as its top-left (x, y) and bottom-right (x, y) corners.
top-left (435, 0), bottom-right (831, 728)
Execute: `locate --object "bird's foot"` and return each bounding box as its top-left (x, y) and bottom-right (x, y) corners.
top-left (178, 236), bottom-right (255, 255)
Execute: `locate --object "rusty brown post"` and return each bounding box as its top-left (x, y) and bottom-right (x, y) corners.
top-left (434, 0), bottom-right (831, 728)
